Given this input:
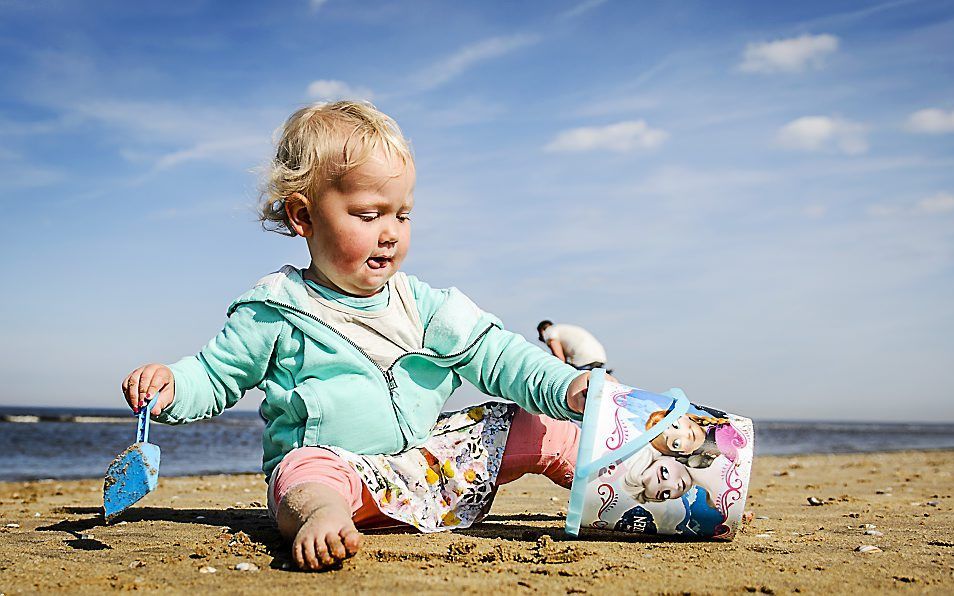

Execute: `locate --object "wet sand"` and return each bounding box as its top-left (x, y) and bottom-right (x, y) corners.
top-left (1, 450), bottom-right (952, 594)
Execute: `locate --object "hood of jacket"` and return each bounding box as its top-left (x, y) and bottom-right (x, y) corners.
top-left (228, 265), bottom-right (500, 359)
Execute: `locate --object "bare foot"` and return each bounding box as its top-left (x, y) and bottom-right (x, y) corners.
top-left (275, 482), bottom-right (364, 571)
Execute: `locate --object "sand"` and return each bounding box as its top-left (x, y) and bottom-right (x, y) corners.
top-left (0, 450), bottom-right (952, 594)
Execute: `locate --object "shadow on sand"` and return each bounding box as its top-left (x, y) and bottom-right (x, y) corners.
top-left (38, 506), bottom-right (293, 568)
top-left (36, 504), bottom-right (693, 567)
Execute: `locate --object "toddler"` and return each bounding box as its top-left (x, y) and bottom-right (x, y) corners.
top-left (121, 101), bottom-right (599, 571)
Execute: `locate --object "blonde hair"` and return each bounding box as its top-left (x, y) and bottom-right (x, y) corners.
top-left (620, 447), bottom-right (658, 504)
top-left (259, 100), bottom-right (413, 235)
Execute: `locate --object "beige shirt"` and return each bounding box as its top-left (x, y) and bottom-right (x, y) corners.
top-left (303, 272), bottom-right (424, 369)
top-left (543, 323), bottom-right (606, 366)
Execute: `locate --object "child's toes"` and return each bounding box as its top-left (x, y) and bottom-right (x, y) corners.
top-left (341, 527), bottom-right (363, 556)
top-left (292, 536), bottom-right (315, 570)
top-left (291, 542), bottom-right (304, 569)
top-left (314, 535), bottom-right (336, 567)
top-left (325, 530), bottom-right (347, 560)
top-left (306, 542), bottom-right (325, 570)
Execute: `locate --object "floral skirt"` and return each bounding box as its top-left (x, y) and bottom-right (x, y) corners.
top-left (324, 401), bottom-right (517, 533)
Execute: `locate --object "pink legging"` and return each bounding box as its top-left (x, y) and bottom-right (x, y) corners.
top-left (267, 408), bottom-right (580, 528)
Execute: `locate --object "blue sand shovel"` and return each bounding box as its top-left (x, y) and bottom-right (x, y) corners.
top-left (103, 395), bottom-right (161, 523)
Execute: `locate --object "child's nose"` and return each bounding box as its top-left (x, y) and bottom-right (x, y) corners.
top-left (379, 220), bottom-right (399, 244)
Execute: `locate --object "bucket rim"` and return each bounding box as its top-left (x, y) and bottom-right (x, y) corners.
top-left (565, 369), bottom-right (606, 536)
top-left (564, 373), bottom-right (691, 536)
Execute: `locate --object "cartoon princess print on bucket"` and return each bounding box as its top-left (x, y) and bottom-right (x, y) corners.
top-left (565, 371), bottom-right (754, 540)
top-left (645, 410), bottom-right (749, 468)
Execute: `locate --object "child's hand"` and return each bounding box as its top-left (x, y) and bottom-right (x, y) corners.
top-left (566, 371), bottom-right (618, 414)
top-left (121, 364), bottom-right (175, 416)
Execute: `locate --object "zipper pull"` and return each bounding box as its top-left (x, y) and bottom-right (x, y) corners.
top-left (384, 369), bottom-right (398, 391)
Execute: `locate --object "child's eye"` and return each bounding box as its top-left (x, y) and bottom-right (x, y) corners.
top-left (661, 490), bottom-right (671, 499)
top-left (671, 439), bottom-right (681, 450)
top-left (660, 466), bottom-right (669, 480)
top-left (357, 213), bottom-right (378, 222)
top-left (397, 213), bottom-right (411, 222)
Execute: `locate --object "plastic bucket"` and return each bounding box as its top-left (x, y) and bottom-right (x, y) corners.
top-left (566, 369), bottom-right (754, 539)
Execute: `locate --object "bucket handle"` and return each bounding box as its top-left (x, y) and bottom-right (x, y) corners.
top-left (136, 391), bottom-right (158, 444)
top-left (577, 370), bottom-right (690, 480)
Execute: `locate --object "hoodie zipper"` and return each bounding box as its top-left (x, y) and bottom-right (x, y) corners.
top-left (266, 299), bottom-right (497, 450)
top-left (386, 323), bottom-right (496, 374)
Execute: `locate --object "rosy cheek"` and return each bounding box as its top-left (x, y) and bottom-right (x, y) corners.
top-left (327, 225), bottom-right (368, 263)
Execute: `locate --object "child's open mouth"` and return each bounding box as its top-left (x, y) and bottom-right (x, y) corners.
top-left (367, 256), bottom-right (392, 270)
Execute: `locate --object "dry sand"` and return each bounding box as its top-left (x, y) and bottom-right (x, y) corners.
top-left (0, 450), bottom-right (952, 594)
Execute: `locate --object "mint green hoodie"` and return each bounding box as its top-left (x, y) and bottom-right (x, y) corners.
top-left (158, 266), bottom-right (582, 478)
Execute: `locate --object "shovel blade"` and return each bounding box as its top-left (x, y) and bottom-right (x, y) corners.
top-left (103, 442), bottom-right (160, 522)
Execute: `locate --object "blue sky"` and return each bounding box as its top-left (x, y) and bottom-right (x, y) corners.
top-left (1, 0), bottom-right (952, 421)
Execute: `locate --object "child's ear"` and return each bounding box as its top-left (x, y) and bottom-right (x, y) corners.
top-left (285, 192), bottom-right (313, 237)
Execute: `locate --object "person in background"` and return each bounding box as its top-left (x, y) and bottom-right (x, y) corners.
top-left (537, 320), bottom-right (609, 372)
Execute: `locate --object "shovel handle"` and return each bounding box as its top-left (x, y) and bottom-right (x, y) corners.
top-left (137, 391), bottom-right (157, 443)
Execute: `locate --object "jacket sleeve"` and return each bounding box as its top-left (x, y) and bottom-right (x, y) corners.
top-left (417, 280), bottom-right (583, 421)
top-left (455, 325), bottom-right (584, 422)
top-left (156, 302), bottom-right (285, 424)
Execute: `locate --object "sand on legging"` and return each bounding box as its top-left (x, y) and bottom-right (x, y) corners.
top-left (0, 450), bottom-right (952, 593)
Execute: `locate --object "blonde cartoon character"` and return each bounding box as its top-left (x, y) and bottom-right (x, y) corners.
top-left (622, 453), bottom-right (693, 503)
top-left (622, 451), bottom-right (730, 511)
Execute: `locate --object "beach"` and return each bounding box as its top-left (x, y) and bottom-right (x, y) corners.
top-left (0, 450), bottom-right (951, 594)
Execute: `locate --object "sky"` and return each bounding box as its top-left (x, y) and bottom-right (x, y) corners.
top-left (0, 0), bottom-right (952, 421)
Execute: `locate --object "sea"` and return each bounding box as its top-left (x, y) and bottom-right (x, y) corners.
top-left (2, 406), bottom-right (954, 482)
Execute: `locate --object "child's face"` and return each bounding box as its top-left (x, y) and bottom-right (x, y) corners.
top-left (659, 415), bottom-right (705, 456)
top-left (639, 456), bottom-right (691, 501)
top-left (305, 152), bottom-right (415, 296)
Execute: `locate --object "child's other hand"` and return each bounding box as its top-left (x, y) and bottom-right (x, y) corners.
top-left (121, 364), bottom-right (175, 415)
top-left (566, 371), bottom-right (618, 414)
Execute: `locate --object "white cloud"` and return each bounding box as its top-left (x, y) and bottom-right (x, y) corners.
top-left (306, 79), bottom-right (374, 101)
top-left (869, 192), bottom-right (954, 217)
top-left (776, 116), bottom-right (868, 155)
top-left (71, 99), bottom-right (267, 145)
top-left (146, 198), bottom-right (242, 220)
top-left (415, 34), bottom-right (540, 90)
top-left (544, 120), bottom-right (668, 152)
top-left (905, 108), bottom-right (954, 134)
top-left (154, 135), bottom-right (266, 170)
top-left (559, 0), bottom-right (609, 20)
top-left (801, 0), bottom-right (921, 29)
top-left (916, 192), bottom-right (954, 214)
top-left (739, 34), bottom-right (839, 74)
top-left (56, 98), bottom-right (280, 172)
top-left (0, 161), bottom-right (62, 189)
